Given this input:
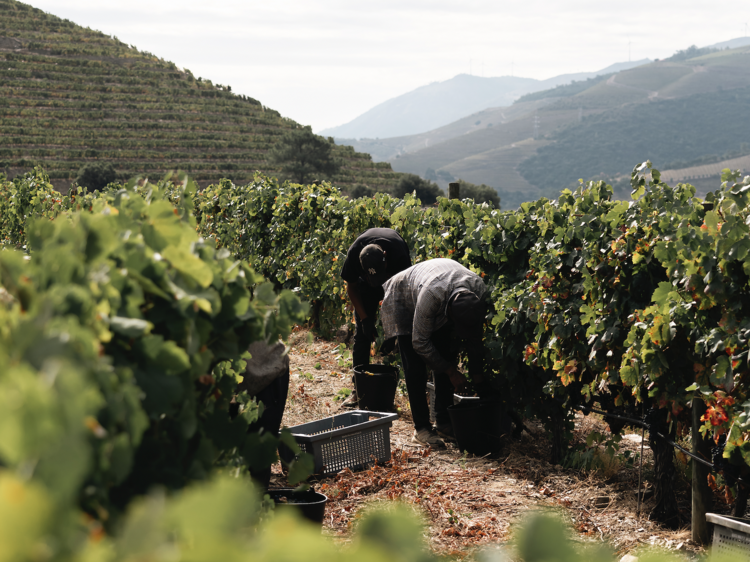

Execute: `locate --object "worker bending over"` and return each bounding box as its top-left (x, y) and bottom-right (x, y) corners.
top-left (340, 227), bottom-right (411, 405)
top-left (380, 258), bottom-right (488, 448)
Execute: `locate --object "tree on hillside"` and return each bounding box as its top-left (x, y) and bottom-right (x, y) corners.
top-left (348, 184), bottom-right (384, 199)
top-left (75, 162), bottom-right (118, 191)
top-left (266, 126), bottom-right (341, 184)
top-left (666, 44), bottom-right (717, 62)
top-left (392, 174), bottom-right (444, 205)
top-left (457, 179), bottom-right (501, 208)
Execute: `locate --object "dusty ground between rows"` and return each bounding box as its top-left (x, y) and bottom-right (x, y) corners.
top-left (269, 329), bottom-right (718, 559)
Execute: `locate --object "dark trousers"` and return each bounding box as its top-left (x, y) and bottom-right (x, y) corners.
top-left (248, 371), bottom-right (290, 489)
top-left (352, 279), bottom-right (385, 369)
top-left (398, 324), bottom-right (455, 431)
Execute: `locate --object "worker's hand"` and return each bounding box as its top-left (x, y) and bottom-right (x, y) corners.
top-left (379, 336), bottom-right (397, 355)
top-left (446, 366), bottom-right (468, 392)
top-left (361, 316), bottom-right (377, 342)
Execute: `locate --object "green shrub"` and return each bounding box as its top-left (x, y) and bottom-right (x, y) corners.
top-left (0, 470), bottom-right (443, 562)
top-left (456, 179), bottom-right (501, 208)
top-left (0, 170), bottom-right (310, 525)
top-left (75, 162), bottom-right (118, 191)
top-left (195, 175), bottom-right (400, 337)
top-left (349, 183), bottom-right (376, 199)
top-left (266, 126), bottom-right (341, 184)
top-left (392, 173), bottom-right (443, 205)
top-left (0, 167), bottom-right (59, 250)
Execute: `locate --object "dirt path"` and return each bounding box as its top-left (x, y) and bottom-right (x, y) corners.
top-left (271, 329), bottom-right (712, 558)
top-left (606, 74), bottom-right (659, 99)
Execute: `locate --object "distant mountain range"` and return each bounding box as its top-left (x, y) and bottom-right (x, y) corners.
top-left (702, 37), bottom-right (750, 50)
top-left (335, 38), bottom-right (750, 209)
top-left (320, 61), bottom-right (650, 139)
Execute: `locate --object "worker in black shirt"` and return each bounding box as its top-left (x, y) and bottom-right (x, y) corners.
top-left (340, 228), bottom-right (411, 405)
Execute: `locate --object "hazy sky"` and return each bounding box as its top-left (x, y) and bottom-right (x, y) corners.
top-left (27, 1), bottom-right (750, 132)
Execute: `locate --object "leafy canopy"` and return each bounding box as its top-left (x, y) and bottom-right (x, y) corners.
top-left (75, 162), bottom-right (118, 192)
top-left (266, 126), bottom-right (341, 184)
top-left (392, 173), bottom-right (444, 205)
top-left (456, 179), bottom-right (501, 208)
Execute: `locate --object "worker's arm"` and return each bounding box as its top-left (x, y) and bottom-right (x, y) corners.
top-left (411, 291), bottom-right (453, 374)
top-left (445, 365), bottom-right (468, 392)
top-left (346, 282), bottom-right (369, 320)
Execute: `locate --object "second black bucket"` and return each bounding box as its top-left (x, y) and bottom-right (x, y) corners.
top-left (353, 364), bottom-right (399, 411)
top-left (448, 399), bottom-right (512, 457)
top-left (268, 488), bottom-right (328, 525)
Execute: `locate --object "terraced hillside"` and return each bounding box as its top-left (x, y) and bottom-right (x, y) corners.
top-left (0, 0), bottom-right (399, 192)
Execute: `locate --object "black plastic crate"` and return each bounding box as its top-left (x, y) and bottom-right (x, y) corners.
top-left (281, 410), bottom-right (398, 476)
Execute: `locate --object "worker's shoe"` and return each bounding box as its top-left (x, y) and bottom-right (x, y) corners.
top-left (434, 423), bottom-right (456, 442)
top-left (412, 428), bottom-right (446, 449)
top-left (340, 391), bottom-right (359, 409)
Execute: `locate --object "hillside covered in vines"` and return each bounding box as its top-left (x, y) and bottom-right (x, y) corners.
top-left (0, 0), bottom-right (400, 193)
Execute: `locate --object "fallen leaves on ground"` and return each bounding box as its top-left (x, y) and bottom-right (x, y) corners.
top-left (271, 329), bottom-right (708, 558)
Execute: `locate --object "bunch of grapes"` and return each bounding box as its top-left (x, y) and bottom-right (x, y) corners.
top-left (712, 436), bottom-right (740, 487)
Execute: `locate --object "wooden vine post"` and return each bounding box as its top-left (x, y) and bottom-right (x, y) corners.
top-left (692, 396), bottom-right (712, 544)
top-left (449, 182), bottom-right (460, 200)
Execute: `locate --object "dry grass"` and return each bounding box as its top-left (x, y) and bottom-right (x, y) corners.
top-left (270, 328), bottom-right (716, 559)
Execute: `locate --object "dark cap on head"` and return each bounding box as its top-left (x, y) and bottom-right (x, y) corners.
top-left (448, 291), bottom-right (486, 339)
top-left (360, 244), bottom-right (388, 287)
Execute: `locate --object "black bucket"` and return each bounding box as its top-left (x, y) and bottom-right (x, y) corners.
top-left (268, 488), bottom-right (327, 525)
top-left (353, 364), bottom-right (398, 412)
top-left (427, 381), bottom-right (480, 424)
top-left (448, 399), bottom-right (512, 456)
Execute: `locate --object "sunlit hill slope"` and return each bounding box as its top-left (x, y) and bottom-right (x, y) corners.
top-left (0, 0), bottom-right (400, 192)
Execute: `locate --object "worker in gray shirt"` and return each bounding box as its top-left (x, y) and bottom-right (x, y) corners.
top-left (380, 258), bottom-right (488, 448)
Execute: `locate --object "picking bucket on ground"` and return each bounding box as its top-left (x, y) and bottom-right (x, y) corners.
top-left (353, 364), bottom-right (399, 411)
top-left (426, 381), bottom-right (480, 424)
top-left (448, 399), bottom-right (512, 456)
top-left (268, 488), bottom-right (327, 525)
